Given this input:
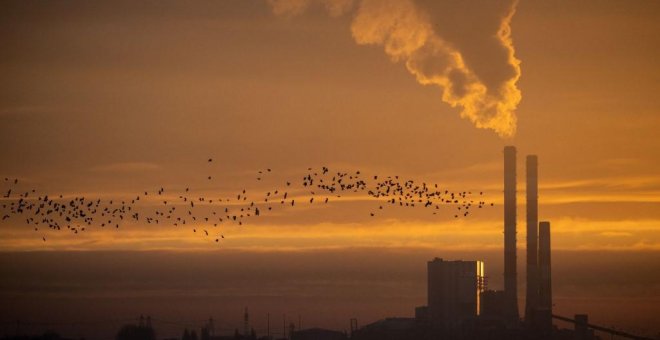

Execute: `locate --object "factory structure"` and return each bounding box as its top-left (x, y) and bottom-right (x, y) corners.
top-left (280, 146), bottom-right (649, 339)
top-left (406, 146), bottom-right (555, 337)
top-left (352, 146), bottom-right (621, 340)
top-left (420, 258), bottom-right (485, 328)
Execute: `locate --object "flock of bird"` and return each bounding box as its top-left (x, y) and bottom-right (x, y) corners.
top-left (0, 159), bottom-right (493, 243)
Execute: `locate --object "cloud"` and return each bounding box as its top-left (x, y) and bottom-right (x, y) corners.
top-left (3, 216), bottom-right (660, 252)
top-left (267, 0), bottom-right (522, 137)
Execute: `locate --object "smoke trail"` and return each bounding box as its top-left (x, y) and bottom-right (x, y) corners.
top-left (267, 0), bottom-right (521, 137)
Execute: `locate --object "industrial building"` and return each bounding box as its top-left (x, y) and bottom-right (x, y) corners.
top-left (426, 258), bottom-right (485, 327)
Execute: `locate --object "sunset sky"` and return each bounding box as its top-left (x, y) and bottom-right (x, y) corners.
top-left (1, 0), bottom-right (659, 338)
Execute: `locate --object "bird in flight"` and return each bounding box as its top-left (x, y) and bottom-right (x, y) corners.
top-left (0, 160), bottom-right (493, 245)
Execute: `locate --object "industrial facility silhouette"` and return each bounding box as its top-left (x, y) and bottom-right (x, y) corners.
top-left (3, 146), bottom-right (656, 340)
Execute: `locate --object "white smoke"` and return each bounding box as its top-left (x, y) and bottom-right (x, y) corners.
top-left (267, 0), bottom-right (522, 137)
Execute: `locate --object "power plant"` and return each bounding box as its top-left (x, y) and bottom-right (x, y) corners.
top-left (364, 145), bottom-right (649, 340)
top-left (389, 145), bottom-right (561, 338)
top-left (352, 146), bottom-right (654, 339)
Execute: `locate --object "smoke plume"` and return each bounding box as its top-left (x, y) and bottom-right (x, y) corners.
top-left (267, 0), bottom-right (522, 137)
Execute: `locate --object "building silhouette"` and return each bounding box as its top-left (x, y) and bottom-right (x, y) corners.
top-left (425, 258), bottom-right (485, 328)
top-left (116, 315), bottom-right (156, 340)
top-left (352, 146), bottom-right (638, 340)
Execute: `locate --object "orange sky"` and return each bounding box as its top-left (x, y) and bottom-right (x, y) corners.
top-left (1, 0), bottom-right (659, 337)
top-left (1, 0), bottom-right (658, 252)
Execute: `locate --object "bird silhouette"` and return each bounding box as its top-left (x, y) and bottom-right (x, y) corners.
top-left (0, 160), bottom-right (493, 244)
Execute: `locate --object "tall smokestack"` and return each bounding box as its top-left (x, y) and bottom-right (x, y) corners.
top-left (525, 155), bottom-right (539, 324)
top-left (503, 146), bottom-right (519, 325)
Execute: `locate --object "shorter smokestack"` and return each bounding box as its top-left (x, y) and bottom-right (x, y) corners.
top-left (538, 221), bottom-right (552, 311)
top-left (535, 221), bottom-right (553, 333)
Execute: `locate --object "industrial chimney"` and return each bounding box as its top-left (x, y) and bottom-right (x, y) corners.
top-left (525, 155), bottom-right (539, 324)
top-left (503, 146), bottom-right (519, 325)
top-left (538, 221), bottom-right (553, 332)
